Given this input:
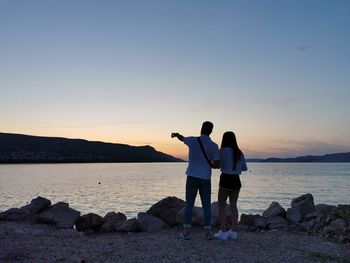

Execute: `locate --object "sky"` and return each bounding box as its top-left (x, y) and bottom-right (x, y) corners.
top-left (1, 0), bottom-right (350, 160)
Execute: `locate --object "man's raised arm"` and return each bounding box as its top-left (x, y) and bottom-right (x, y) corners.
top-left (171, 132), bottom-right (184, 141)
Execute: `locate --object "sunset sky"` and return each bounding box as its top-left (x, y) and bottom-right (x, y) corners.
top-left (1, 0), bottom-right (349, 160)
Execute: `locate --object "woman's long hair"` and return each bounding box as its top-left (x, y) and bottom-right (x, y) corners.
top-left (221, 131), bottom-right (242, 169)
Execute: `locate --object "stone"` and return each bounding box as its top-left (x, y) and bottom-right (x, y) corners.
top-left (262, 202), bottom-right (286, 218)
top-left (37, 202), bottom-right (80, 229)
top-left (301, 219), bottom-right (318, 231)
top-left (100, 212), bottom-right (127, 232)
top-left (211, 202), bottom-right (232, 226)
top-left (239, 214), bottom-right (262, 226)
top-left (138, 212), bottom-right (165, 232)
top-left (0, 208), bottom-right (34, 222)
top-left (176, 206), bottom-right (203, 226)
top-left (323, 219), bottom-right (346, 234)
top-left (115, 218), bottom-right (141, 232)
top-left (337, 205), bottom-right (350, 223)
top-left (75, 213), bottom-right (104, 232)
top-left (20, 196), bottom-right (51, 214)
top-left (304, 212), bottom-right (317, 221)
top-left (291, 193), bottom-right (315, 218)
top-left (254, 217), bottom-right (268, 229)
top-left (267, 216), bottom-right (289, 226)
top-left (315, 204), bottom-right (337, 216)
top-left (286, 208), bottom-right (302, 224)
top-left (146, 196), bottom-right (185, 226)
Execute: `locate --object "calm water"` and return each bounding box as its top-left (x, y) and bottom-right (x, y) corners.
top-left (0, 163), bottom-right (349, 218)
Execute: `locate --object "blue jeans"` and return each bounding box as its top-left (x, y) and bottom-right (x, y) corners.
top-left (184, 176), bottom-right (211, 229)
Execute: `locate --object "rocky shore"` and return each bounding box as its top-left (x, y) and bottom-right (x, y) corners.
top-left (1, 193), bottom-right (350, 262)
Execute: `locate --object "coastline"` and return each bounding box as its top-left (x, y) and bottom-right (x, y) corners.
top-left (1, 194), bottom-right (350, 262)
top-left (1, 221), bottom-right (350, 263)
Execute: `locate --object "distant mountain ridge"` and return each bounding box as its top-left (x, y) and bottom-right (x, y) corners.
top-left (261, 152), bottom-right (350, 163)
top-left (0, 132), bottom-right (183, 163)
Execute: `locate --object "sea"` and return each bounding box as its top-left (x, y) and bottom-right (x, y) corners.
top-left (0, 163), bottom-right (349, 218)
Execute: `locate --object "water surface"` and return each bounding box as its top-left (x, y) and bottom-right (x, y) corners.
top-left (0, 163), bottom-right (349, 218)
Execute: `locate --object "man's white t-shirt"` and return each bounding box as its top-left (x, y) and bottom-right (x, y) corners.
top-left (183, 135), bottom-right (219, 180)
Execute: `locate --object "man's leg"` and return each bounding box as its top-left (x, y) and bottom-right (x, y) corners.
top-left (199, 179), bottom-right (212, 231)
top-left (184, 176), bottom-right (199, 232)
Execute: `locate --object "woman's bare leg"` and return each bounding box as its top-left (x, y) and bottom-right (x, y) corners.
top-left (218, 187), bottom-right (230, 231)
top-left (228, 188), bottom-right (240, 231)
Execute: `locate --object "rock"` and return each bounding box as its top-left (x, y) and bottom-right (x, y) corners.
top-left (262, 202), bottom-right (286, 218)
top-left (37, 202), bottom-right (80, 229)
top-left (0, 208), bottom-right (33, 222)
top-left (20, 196), bottom-right (51, 214)
top-left (304, 212), bottom-right (318, 221)
top-left (115, 218), bottom-right (141, 232)
top-left (138, 212), bottom-right (165, 232)
top-left (267, 216), bottom-right (289, 226)
top-left (337, 205), bottom-right (350, 224)
top-left (293, 224), bottom-right (307, 232)
top-left (146, 196), bottom-right (185, 226)
top-left (211, 202), bottom-right (231, 226)
top-left (291, 193), bottom-right (315, 218)
top-left (176, 206), bottom-right (203, 226)
top-left (100, 212), bottom-right (127, 232)
top-left (315, 204), bottom-right (337, 216)
top-left (323, 219), bottom-right (346, 234)
top-left (75, 213), bottom-right (104, 232)
top-left (301, 219), bottom-right (318, 231)
top-left (254, 217), bottom-right (268, 229)
top-left (239, 214), bottom-right (261, 226)
top-left (287, 208), bottom-right (302, 224)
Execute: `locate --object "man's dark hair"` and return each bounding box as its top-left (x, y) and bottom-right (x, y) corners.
top-left (201, 121), bottom-right (213, 136)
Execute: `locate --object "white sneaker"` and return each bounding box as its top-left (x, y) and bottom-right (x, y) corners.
top-left (227, 230), bottom-right (238, 240)
top-left (214, 230), bottom-right (228, 240)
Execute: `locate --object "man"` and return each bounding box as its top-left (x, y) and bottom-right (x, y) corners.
top-left (171, 121), bottom-right (219, 240)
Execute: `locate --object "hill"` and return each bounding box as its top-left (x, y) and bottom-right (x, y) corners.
top-left (261, 152), bottom-right (350, 163)
top-left (0, 132), bottom-right (183, 163)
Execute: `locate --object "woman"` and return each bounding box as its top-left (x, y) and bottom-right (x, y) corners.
top-left (214, 131), bottom-right (247, 240)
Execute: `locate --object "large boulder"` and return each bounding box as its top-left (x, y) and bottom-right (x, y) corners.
top-left (287, 208), bottom-right (302, 224)
top-left (20, 196), bottom-right (51, 214)
top-left (0, 208), bottom-right (34, 222)
top-left (100, 212), bottom-right (127, 232)
top-left (115, 218), bottom-right (141, 232)
top-left (176, 206), bottom-right (203, 226)
top-left (146, 196), bottom-right (185, 226)
top-left (262, 202), bottom-right (286, 218)
top-left (75, 213), bottom-right (104, 232)
top-left (175, 202), bottom-right (232, 227)
top-left (138, 212), bottom-right (166, 232)
top-left (291, 193), bottom-right (315, 218)
top-left (211, 202), bottom-right (231, 226)
top-left (37, 202), bottom-right (80, 229)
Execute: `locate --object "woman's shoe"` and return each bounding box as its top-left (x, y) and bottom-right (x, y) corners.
top-left (214, 230), bottom-right (228, 240)
top-left (227, 230), bottom-right (238, 240)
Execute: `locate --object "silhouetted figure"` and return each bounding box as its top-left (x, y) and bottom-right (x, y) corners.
top-left (172, 121), bottom-right (219, 240)
top-left (214, 131), bottom-right (247, 240)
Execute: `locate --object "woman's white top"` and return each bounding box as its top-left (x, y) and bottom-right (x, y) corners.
top-left (220, 147), bottom-right (248, 175)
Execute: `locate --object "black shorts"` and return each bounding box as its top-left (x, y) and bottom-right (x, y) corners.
top-left (219, 173), bottom-right (241, 190)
